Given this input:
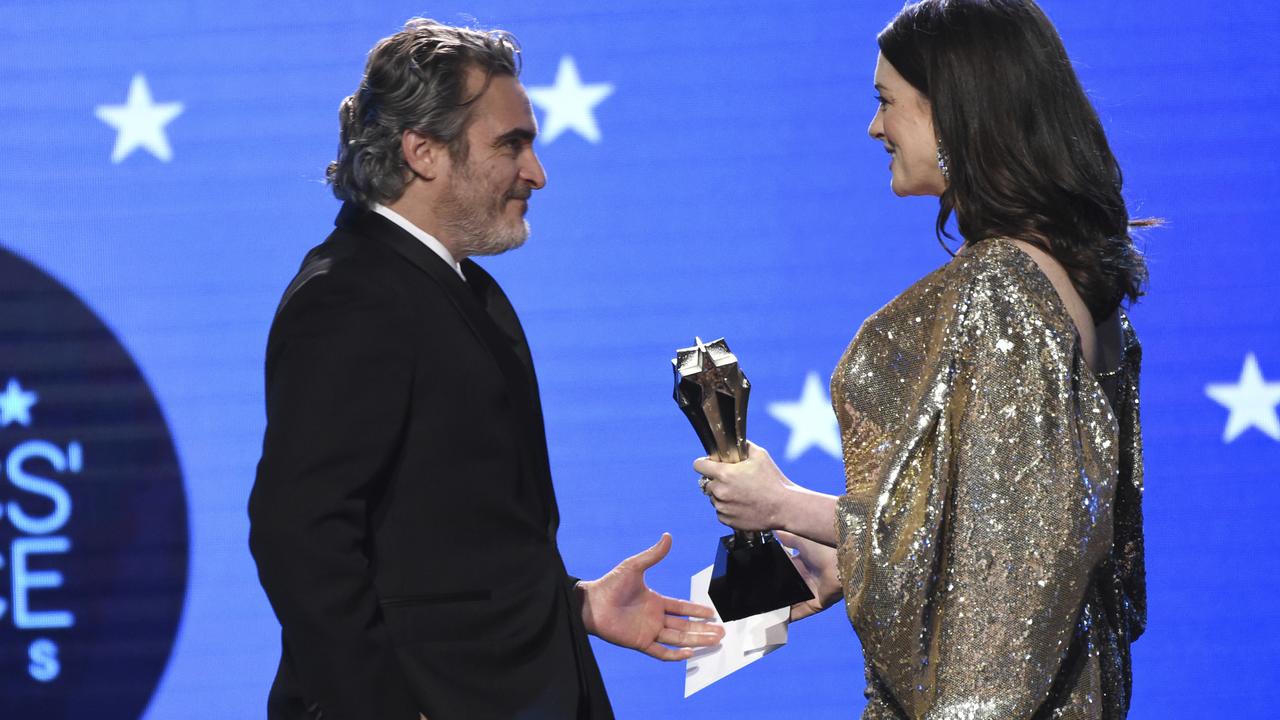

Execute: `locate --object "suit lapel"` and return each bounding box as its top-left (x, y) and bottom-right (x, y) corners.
top-left (336, 203), bottom-right (495, 350)
top-left (460, 261), bottom-right (535, 381)
top-left (335, 203), bottom-right (559, 530)
top-left (463, 261), bottom-right (561, 531)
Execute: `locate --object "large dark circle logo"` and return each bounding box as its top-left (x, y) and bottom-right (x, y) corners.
top-left (0, 246), bottom-right (188, 718)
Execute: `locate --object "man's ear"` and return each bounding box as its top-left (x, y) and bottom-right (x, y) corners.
top-left (402, 129), bottom-right (447, 182)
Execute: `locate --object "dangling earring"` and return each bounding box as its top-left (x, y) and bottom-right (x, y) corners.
top-left (936, 144), bottom-right (951, 183)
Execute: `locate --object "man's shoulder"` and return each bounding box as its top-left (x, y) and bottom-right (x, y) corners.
top-left (271, 227), bottom-right (401, 321)
top-left (307, 222), bottom-right (402, 274)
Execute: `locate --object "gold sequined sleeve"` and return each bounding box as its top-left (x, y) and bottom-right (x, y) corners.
top-left (836, 250), bottom-right (1122, 718)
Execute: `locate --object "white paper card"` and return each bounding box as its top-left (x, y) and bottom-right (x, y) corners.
top-left (683, 564), bottom-right (789, 697)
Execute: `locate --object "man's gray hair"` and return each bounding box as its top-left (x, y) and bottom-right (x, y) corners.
top-left (326, 18), bottom-right (521, 207)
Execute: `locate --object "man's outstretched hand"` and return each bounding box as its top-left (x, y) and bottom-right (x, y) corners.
top-left (576, 533), bottom-right (725, 661)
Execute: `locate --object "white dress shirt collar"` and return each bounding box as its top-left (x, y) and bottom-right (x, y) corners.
top-left (370, 203), bottom-right (466, 281)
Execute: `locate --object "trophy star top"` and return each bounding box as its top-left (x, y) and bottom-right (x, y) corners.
top-left (699, 346), bottom-right (716, 373)
top-left (673, 338), bottom-right (744, 391)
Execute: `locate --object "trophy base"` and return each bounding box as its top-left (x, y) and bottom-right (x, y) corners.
top-left (708, 531), bottom-right (814, 622)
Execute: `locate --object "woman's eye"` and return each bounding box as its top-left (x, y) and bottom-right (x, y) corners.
top-left (874, 94), bottom-right (889, 108)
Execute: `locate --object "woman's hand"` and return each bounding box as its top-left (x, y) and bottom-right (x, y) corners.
top-left (693, 442), bottom-right (795, 531)
top-left (775, 530), bottom-right (843, 622)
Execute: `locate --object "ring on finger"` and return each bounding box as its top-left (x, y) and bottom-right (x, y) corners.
top-left (698, 475), bottom-right (714, 496)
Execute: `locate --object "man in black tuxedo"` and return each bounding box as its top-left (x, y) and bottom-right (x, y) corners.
top-left (248, 19), bottom-right (722, 720)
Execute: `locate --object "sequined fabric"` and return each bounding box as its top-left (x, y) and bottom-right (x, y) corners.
top-left (833, 239), bottom-right (1145, 719)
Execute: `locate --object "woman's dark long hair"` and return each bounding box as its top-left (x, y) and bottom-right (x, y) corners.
top-left (879, 0), bottom-right (1152, 319)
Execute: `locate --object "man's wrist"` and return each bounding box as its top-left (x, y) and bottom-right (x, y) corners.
top-left (574, 580), bottom-right (595, 634)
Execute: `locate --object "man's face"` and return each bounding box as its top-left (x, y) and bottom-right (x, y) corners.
top-left (435, 71), bottom-right (547, 258)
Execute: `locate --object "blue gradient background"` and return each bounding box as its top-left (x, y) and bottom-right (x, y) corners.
top-left (1, 1), bottom-right (1277, 717)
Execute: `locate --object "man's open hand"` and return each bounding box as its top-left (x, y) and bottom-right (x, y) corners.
top-left (577, 533), bottom-right (724, 661)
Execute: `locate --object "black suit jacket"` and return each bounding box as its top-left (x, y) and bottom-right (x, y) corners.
top-left (249, 204), bottom-right (613, 719)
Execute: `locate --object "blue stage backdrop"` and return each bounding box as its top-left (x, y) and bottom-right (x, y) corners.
top-left (1, 1), bottom-right (1277, 717)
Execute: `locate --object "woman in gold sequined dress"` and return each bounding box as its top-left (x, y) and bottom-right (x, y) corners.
top-left (693, 1), bottom-right (1149, 717)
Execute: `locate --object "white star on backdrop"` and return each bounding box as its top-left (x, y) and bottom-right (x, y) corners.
top-left (768, 372), bottom-right (842, 461)
top-left (95, 73), bottom-right (184, 163)
top-left (0, 378), bottom-right (38, 427)
top-left (527, 56), bottom-right (614, 145)
top-left (1205, 353), bottom-right (1280, 442)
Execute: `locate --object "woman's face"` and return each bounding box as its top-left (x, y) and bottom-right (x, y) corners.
top-left (867, 53), bottom-right (946, 197)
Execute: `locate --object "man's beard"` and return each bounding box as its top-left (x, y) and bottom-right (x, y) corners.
top-left (436, 162), bottom-right (531, 259)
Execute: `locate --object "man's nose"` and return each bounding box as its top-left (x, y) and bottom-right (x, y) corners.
top-left (522, 150), bottom-right (547, 190)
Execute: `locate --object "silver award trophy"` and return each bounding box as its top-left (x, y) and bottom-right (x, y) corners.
top-left (673, 337), bottom-right (813, 621)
